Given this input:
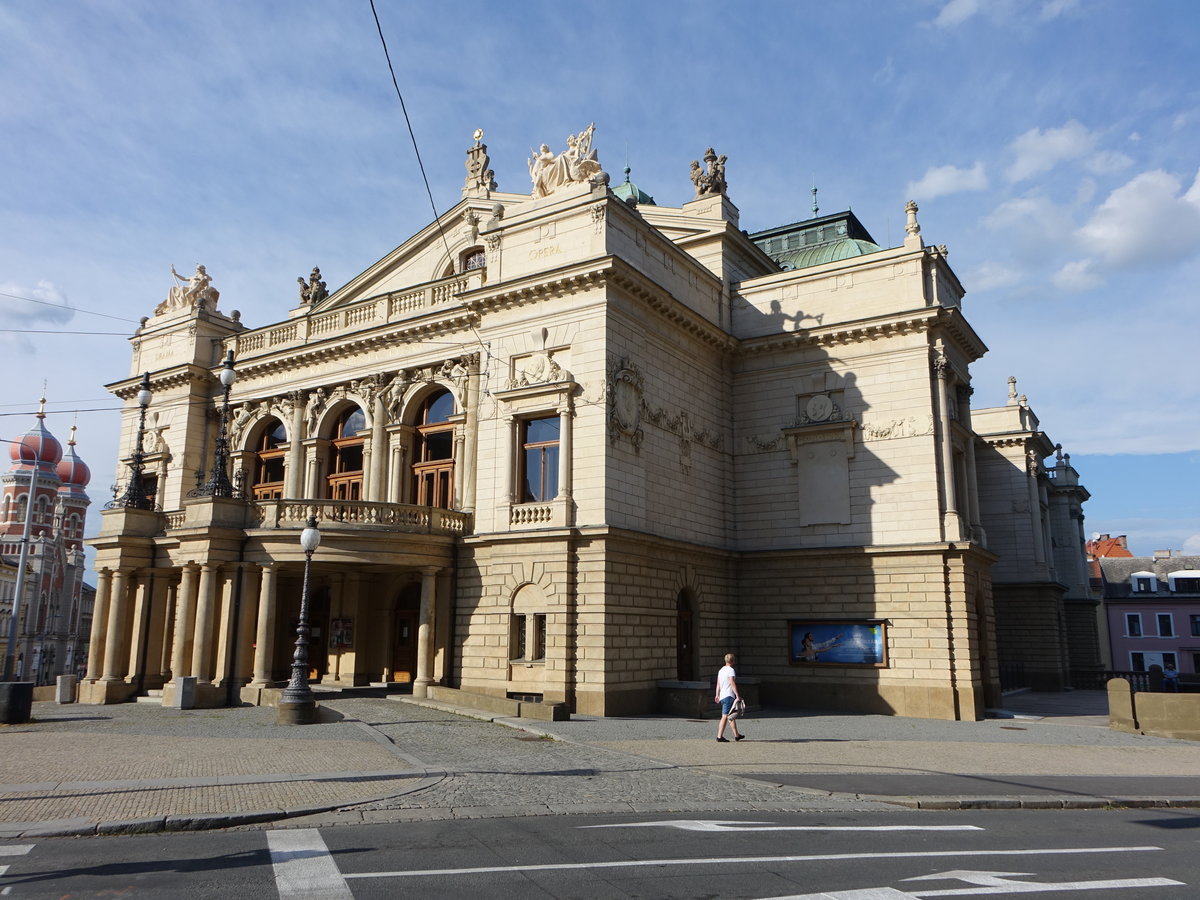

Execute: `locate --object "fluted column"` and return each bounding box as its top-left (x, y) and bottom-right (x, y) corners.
top-left (100, 568), bottom-right (131, 682)
top-left (234, 564), bottom-right (260, 686)
top-left (84, 567), bottom-right (112, 682)
top-left (557, 402), bottom-right (573, 501)
top-left (190, 564), bottom-right (219, 683)
top-left (462, 364), bottom-right (480, 513)
top-left (285, 391), bottom-right (305, 498)
top-left (213, 566), bottom-right (240, 686)
top-left (369, 393), bottom-right (388, 502)
top-left (251, 564), bottom-right (278, 686)
top-left (933, 348), bottom-right (962, 540)
top-left (412, 566), bottom-right (438, 698)
top-left (124, 572), bottom-right (154, 684)
top-left (170, 564), bottom-right (199, 677)
top-left (158, 580), bottom-right (177, 679)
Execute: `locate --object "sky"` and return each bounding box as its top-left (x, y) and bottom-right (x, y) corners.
top-left (1, 0), bottom-right (1197, 563)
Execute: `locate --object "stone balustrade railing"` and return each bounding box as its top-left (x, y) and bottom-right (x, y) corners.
top-left (253, 498), bottom-right (472, 535)
top-left (230, 270), bottom-right (481, 361)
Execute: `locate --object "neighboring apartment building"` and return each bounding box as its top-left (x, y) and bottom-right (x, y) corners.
top-left (1, 409), bottom-right (95, 683)
top-left (1098, 552), bottom-right (1200, 674)
top-left (84, 129), bottom-right (1093, 720)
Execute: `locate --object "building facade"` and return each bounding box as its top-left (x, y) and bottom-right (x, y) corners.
top-left (1099, 552), bottom-right (1200, 675)
top-left (84, 129), bottom-right (1092, 719)
top-left (1, 408), bottom-right (94, 683)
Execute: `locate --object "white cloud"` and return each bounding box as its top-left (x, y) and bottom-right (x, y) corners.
top-left (1184, 533), bottom-right (1200, 555)
top-left (1078, 168), bottom-right (1200, 267)
top-left (1006, 120), bottom-right (1096, 182)
top-left (905, 161), bottom-right (987, 200)
top-left (0, 280), bottom-right (75, 353)
top-left (934, 0), bottom-right (983, 28)
top-left (1039, 0), bottom-right (1080, 20)
top-left (967, 261), bottom-right (1022, 292)
top-left (1084, 150), bottom-right (1133, 175)
top-left (1052, 259), bottom-right (1103, 292)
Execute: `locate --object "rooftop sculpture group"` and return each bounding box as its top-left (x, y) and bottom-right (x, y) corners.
top-left (528, 123), bottom-right (603, 198)
top-left (155, 264), bottom-right (219, 315)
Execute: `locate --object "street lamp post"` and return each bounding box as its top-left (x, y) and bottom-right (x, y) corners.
top-left (108, 372), bottom-right (154, 510)
top-left (277, 516), bottom-right (321, 724)
top-left (193, 350), bottom-right (237, 498)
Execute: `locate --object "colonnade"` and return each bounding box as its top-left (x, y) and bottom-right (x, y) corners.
top-left (81, 559), bottom-right (448, 705)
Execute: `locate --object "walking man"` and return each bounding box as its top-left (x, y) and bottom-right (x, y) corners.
top-left (715, 652), bottom-right (745, 742)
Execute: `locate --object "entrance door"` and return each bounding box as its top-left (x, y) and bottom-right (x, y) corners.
top-left (391, 584), bottom-right (421, 683)
top-left (676, 592), bottom-right (695, 682)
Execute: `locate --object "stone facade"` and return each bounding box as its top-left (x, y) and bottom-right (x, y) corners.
top-left (85, 130), bottom-right (1092, 720)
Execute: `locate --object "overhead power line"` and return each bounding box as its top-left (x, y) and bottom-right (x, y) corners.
top-left (0, 290), bottom-right (141, 325)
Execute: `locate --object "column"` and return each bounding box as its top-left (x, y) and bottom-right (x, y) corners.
top-left (369, 394), bottom-right (388, 502)
top-left (285, 391), bottom-right (305, 498)
top-left (412, 566), bottom-right (438, 698)
top-left (191, 564), bottom-right (219, 683)
top-left (170, 564), bottom-right (199, 677)
top-left (251, 564), bottom-right (278, 686)
top-left (235, 564), bottom-right (260, 685)
top-left (1027, 450), bottom-right (1047, 566)
top-left (100, 568), bottom-right (131, 682)
top-left (157, 579), bottom-right (177, 680)
top-left (213, 566), bottom-right (240, 687)
top-left (933, 351), bottom-right (962, 540)
top-left (124, 572), bottom-right (153, 685)
top-left (557, 402), bottom-right (573, 501)
top-left (84, 568), bottom-right (112, 682)
top-left (462, 364), bottom-right (480, 513)
top-left (504, 417), bottom-right (517, 503)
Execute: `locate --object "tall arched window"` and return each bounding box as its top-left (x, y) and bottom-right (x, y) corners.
top-left (412, 390), bottom-right (455, 508)
top-left (327, 407), bottom-right (366, 501)
top-left (253, 419), bottom-right (288, 500)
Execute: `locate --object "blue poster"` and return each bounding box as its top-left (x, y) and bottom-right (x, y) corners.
top-left (790, 622), bottom-right (886, 665)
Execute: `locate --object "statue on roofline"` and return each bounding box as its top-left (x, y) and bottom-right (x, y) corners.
top-left (690, 147), bottom-right (728, 198)
top-left (155, 263), bottom-right (219, 315)
top-left (297, 266), bottom-right (328, 305)
top-left (528, 123), bottom-right (603, 198)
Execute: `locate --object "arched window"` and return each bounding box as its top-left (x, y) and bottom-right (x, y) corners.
top-left (252, 419), bottom-right (288, 500)
top-left (461, 246), bottom-right (486, 272)
top-left (412, 390), bottom-right (455, 508)
top-left (327, 407), bottom-right (366, 501)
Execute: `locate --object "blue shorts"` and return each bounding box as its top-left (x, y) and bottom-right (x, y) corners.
top-left (719, 696), bottom-right (735, 716)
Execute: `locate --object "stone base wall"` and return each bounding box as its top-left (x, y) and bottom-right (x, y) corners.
top-left (733, 544), bottom-right (997, 721)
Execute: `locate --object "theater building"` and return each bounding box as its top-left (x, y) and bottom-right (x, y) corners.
top-left (84, 128), bottom-right (1091, 719)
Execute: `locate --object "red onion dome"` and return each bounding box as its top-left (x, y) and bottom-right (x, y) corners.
top-left (9, 413), bottom-right (62, 466)
top-left (57, 431), bottom-right (91, 488)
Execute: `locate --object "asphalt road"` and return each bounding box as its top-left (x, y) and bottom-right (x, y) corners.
top-left (3, 808), bottom-right (1197, 898)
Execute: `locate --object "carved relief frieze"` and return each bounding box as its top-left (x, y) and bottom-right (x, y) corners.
top-left (859, 416), bottom-right (935, 441)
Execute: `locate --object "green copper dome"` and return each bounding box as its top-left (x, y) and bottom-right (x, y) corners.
top-left (774, 237), bottom-right (881, 270)
top-left (612, 166), bottom-right (656, 206)
top-left (750, 210), bottom-right (881, 271)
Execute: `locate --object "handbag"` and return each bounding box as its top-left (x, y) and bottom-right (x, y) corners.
top-left (728, 697), bottom-right (746, 720)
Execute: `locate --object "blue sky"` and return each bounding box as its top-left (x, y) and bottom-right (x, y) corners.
top-left (1, 0), bottom-right (1197, 559)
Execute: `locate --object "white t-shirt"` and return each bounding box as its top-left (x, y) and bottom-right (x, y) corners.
top-left (716, 664), bottom-right (737, 701)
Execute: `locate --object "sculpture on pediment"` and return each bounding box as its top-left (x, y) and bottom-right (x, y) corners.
top-left (690, 148), bottom-right (728, 198)
top-left (155, 264), bottom-right (219, 315)
top-left (463, 128), bottom-right (498, 196)
top-left (297, 267), bottom-right (329, 305)
top-left (528, 123), bottom-right (602, 198)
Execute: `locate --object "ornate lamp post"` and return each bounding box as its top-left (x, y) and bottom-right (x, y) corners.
top-left (193, 350), bottom-right (237, 498)
top-left (108, 372), bottom-right (154, 510)
top-left (277, 516), bottom-right (321, 724)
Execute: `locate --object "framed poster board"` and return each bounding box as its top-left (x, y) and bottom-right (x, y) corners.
top-left (789, 620), bottom-right (887, 667)
top-left (329, 617), bottom-right (354, 649)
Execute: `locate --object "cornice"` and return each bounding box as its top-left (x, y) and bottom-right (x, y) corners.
top-left (738, 309), bottom-right (935, 356)
top-left (106, 364), bottom-right (214, 399)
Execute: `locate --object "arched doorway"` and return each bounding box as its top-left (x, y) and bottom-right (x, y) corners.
top-left (412, 390), bottom-right (455, 507)
top-left (251, 419), bottom-right (287, 500)
top-left (676, 590), bottom-right (696, 681)
top-left (327, 406), bottom-right (366, 501)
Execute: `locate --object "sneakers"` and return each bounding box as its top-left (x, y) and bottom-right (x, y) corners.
top-left (716, 736), bottom-right (729, 742)
top-left (735, 734), bottom-right (746, 741)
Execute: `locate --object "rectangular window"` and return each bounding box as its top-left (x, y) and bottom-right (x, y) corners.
top-left (1163, 652), bottom-right (1178, 669)
top-left (512, 614), bottom-right (527, 661)
top-left (533, 614), bottom-right (546, 661)
top-left (1133, 577), bottom-right (1155, 593)
top-left (1193, 652), bottom-right (1200, 673)
top-left (1157, 613), bottom-right (1175, 637)
top-left (1125, 613), bottom-right (1142, 637)
top-left (520, 416), bottom-right (560, 502)
top-left (1131, 652), bottom-right (1145, 672)
top-left (1191, 615), bottom-right (1200, 637)
top-left (1171, 577), bottom-right (1200, 592)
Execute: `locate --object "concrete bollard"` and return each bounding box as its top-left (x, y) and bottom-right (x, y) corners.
top-left (172, 676), bottom-right (197, 710)
top-left (55, 674), bottom-right (77, 704)
top-left (0, 682), bottom-right (35, 724)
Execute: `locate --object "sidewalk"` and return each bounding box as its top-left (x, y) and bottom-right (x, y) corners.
top-left (0, 690), bottom-right (1196, 838)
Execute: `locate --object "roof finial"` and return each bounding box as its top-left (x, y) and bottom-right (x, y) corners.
top-left (36, 384), bottom-right (47, 420)
top-left (1006, 375), bottom-right (1018, 405)
top-left (811, 177), bottom-right (819, 217)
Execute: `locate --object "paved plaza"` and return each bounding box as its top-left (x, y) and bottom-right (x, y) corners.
top-left (0, 691), bottom-right (1197, 838)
